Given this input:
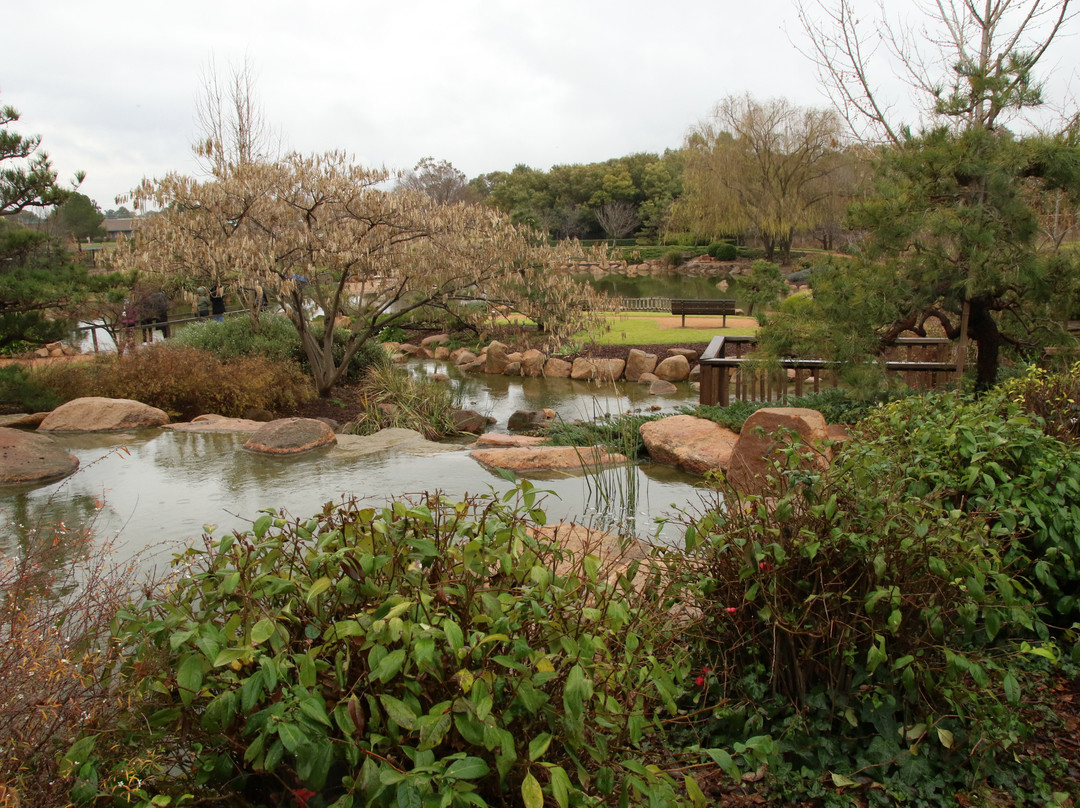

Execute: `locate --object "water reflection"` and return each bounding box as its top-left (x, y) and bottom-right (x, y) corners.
top-left (410, 359), bottom-right (697, 426)
top-left (1, 429), bottom-right (706, 569)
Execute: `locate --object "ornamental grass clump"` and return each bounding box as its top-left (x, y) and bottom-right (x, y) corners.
top-left (74, 483), bottom-right (700, 808)
top-left (347, 364), bottom-right (462, 439)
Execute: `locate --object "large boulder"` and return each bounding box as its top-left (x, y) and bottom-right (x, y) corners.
top-left (654, 355), bottom-right (691, 382)
top-left (639, 415), bottom-right (739, 475)
top-left (0, 427), bottom-right (79, 485)
top-left (726, 408), bottom-right (831, 496)
top-left (243, 418), bottom-right (337, 455)
top-left (507, 409), bottom-right (554, 432)
top-left (571, 357), bottom-right (626, 382)
top-left (533, 523), bottom-right (647, 587)
top-left (484, 341), bottom-right (512, 374)
top-left (420, 333), bottom-right (450, 347)
top-left (451, 348), bottom-right (477, 365)
top-left (38, 397), bottom-right (170, 432)
top-left (470, 445), bottom-right (627, 473)
top-left (451, 409), bottom-right (488, 435)
top-left (520, 349), bottom-right (547, 377)
top-left (666, 347), bottom-right (701, 362)
top-left (543, 357), bottom-right (573, 378)
top-left (625, 349), bottom-right (658, 382)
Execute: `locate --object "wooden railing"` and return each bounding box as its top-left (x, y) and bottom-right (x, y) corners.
top-left (697, 336), bottom-right (961, 407)
top-left (616, 297), bottom-right (671, 312)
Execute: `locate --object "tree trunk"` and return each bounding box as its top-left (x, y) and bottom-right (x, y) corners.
top-left (967, 297), bottom-right (1000, 392)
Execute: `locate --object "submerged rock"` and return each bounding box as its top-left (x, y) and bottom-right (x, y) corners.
top-left (243, 418), bottom-right (337, 455)
top-left (470, 445), bottom-right (627, 473)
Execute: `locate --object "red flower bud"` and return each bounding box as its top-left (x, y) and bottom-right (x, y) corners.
top-left (759, 560), bottom-right (771, 571)
top-left (293, 788), bottom-right (317, 807)
top-left (726, 607), bottom-right (737, 615)
top-left (694, 675), bottom-right (706, 687)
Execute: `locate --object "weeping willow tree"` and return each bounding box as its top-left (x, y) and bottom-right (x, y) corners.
top-left (112, 152), bottom-right (605, 397)
top-left (674, 94), bottom-right (850, 264)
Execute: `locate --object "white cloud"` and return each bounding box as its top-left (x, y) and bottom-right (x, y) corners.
top-left (2, 0), bottom-right (1076, 207)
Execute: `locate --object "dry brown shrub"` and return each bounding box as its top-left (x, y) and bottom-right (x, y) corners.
top-left (32, 345), bottom-right (314, 420)
top-left (0, 483), bottom-right (152, 807)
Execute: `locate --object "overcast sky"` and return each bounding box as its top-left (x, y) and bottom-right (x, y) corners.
top-left (3, 0), bottom-right (1078, 209)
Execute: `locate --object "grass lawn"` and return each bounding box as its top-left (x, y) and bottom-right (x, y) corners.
top-left (589, 311), bottom-right (758, 345)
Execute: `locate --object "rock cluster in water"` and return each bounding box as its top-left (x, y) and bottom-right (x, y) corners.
top-left (383, 340), bottom-right (702, 391)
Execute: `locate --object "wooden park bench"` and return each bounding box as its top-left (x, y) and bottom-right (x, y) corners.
top-left (670, 298), bottom-right (737, 327)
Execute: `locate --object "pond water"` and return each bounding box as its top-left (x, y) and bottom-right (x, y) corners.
top-left (1, 366), bottom-right (712, 572)
top-left (575, 272), bottom-right (745, 307)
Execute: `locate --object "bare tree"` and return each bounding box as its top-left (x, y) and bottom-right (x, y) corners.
top-left (398, 157), bottom-right (472, 204)
top-left (193, 55), bottom-right (279, 176)
top-left (796, 0), bottom-right (1076, 143)
top-left (594, 200), bottom-right (640, 244)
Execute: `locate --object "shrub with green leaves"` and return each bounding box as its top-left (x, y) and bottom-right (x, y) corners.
top-left (0, 364), bottom-right (61, 413)
top-left (679, 427), bottom-right (1060, 804)
top-left (74, 484), bottom-right (696, 808)
top-left (997, 361), bottom-right (1080, 445)
top-left (706, 242), bottom-right (737, 261)
top-left (173, 311), bottom-right (302, 365)
top-left (851, 390), bottom-right (1080, 622)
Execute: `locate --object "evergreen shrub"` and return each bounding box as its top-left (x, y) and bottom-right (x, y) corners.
top-left (76, 484), bottom-right (695, 808)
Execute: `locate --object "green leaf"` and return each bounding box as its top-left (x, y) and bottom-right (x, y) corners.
top-left (445, 756), bottom-right (490, 780)
top-left (1003, 671), bottom-right (1021, 706)
top-left (830, 772), bottom-right (858, 788)
top-left (703, 747), bottom-right (740, 780)
top-left (937, 727), bottom-right (954, 749)
top-left (177, 654), bottom-right (203, 707)
top-left (550, 765), bottom-right (571, 808)
top-left (528, 732), bottom-right (553, 761)
top-left (373, 648), bottom-right (407, 683)
top-left (276, 722), bottom-right (306, 753)
top-left (684, 774), bottom-right (708, 808)
top-left (418, 711), bottom-right (452, 751)
top-left (297, 652), bottom-right (317, 688)
top-left (443, 619), bottom-right (464, 652)
top-left (522, 772), bottom-right (544, 808)
top-left (379, 694), bottom-right (417, 730)
top-left (212, 647), bottom-right (249, 668)
top-left (300, 695), bottom-right (333, 727)
top-left (396, 781), bottom-right (422, 808)
top-left (251, 618), bottom-right (276, 645)
top-left (60, 736), bottom-right (96, 778)
top-left (305, 575), bottom-right (333, 607)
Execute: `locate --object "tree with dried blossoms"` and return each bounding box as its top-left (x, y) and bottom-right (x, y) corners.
top-left (113, 152), bottom-right (605, 396)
